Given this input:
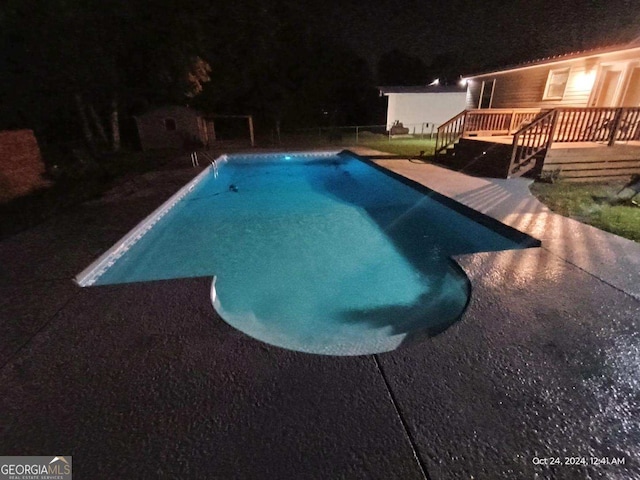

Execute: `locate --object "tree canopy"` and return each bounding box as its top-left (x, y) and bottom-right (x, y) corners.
top-left (0, 0), bottom-right (380, 145)
top-left (2, 0), bottom-right (639, 146)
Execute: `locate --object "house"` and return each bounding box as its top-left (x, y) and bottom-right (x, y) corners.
top-left (435, 39), bottom-right (640, 181)
top-left (379, 85), bottom-right (467, 134)
top-left (134, 106), bottom-right (213, 151)
top-left (464, 41), bottom-right (640, 110)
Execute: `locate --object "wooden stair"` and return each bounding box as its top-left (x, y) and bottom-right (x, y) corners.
top-left (435, 138), bottom-right (519, 178)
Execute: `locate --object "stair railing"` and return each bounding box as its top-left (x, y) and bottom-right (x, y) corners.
top-left (507, 109), bottom-right (558, 178)
top-left (435, 110), bottom-right (467, 156)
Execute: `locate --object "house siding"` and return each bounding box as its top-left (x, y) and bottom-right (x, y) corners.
top-left (467, 46), bottom-right (640, 110)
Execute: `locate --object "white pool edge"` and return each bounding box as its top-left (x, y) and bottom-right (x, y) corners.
top-left (75, 156), bottom-right (226, 286)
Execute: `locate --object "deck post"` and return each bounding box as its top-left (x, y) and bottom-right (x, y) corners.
top-left (507, 109), bottom-right (517, 133)
top-left (607, 108), bottom-right (624, 147)
top-left (545, 109), bottom-right (560, 151)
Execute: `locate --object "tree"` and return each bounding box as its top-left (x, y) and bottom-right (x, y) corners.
top-left (1, 0), bottom-right (212, 150)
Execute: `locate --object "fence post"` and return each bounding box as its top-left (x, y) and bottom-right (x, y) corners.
top-left (356, 126), bottom-right (359, 144)
top-left (248, 115), bottom-right (255, 147)
top-left (421, 123), bottom-right (424, 139)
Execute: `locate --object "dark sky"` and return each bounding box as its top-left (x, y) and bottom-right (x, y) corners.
top-left (300, 0), bottom-right (640, 75)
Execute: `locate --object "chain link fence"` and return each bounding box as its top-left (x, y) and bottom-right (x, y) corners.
top-left (288, 122), bottom-right (437, 144)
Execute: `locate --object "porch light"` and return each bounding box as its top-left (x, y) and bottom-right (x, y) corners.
top-left (574, 71), bottom-right (596, 92)
top-left (459, 77), bottom-right (468, 87)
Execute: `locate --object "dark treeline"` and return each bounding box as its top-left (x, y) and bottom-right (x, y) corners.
top-left (0, 0), bottom-right (383, 148)
top-left (1, 0), bottom-right (639, 148)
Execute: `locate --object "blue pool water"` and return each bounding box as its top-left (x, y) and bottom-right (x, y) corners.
top-left (80, 151), bottom-right (538, 355)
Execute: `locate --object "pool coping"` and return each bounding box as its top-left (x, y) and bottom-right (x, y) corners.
top-left (74, 161), bottom-right (217, 286)
top-left (344, 150), bottom-right (541, 249)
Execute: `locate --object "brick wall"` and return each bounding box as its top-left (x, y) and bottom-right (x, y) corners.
top-left (0, 130), bottom-right (48, 202)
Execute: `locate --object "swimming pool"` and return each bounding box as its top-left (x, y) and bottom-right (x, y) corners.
top-left (76, 151), bottom-right (539, 355)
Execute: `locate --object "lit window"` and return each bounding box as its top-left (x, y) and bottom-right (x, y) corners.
top-left (165, 118), bottom-right (177, 131)
top-left (543, 68), bottom-right (570, 100)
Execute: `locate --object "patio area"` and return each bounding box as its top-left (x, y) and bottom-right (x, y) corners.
top-left (1, 149), bottom-right (638, 479)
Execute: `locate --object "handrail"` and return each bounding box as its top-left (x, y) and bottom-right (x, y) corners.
top-left (551, 107), bottom-right (640, 144)
top-left (507, 109), bottom-right (558, 177)
top-left (465, 108), bottom-right (541, 136)
top-left (435, 110), bottom-right (467, 155)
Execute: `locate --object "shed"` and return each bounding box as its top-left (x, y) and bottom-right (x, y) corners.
top-left (379, 85), bottom-right (468, 132)
top-left (134, 106), bottom-right (212, 151)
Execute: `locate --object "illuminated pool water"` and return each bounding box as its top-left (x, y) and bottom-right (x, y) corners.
top-left (77, 151), bottom-right (538, 355)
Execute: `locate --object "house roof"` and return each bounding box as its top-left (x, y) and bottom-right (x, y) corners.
top-left (465, 38), bottom-right (640, 79)
top-left (378, 85), bottom-right (466, 94)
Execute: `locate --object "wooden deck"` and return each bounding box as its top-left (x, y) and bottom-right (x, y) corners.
top-left (463, 135), bottom-right (640, 181)
top-left (465, 135), bottom-right (640, 149)
top-left (436, 108), bottom-right (640, 180)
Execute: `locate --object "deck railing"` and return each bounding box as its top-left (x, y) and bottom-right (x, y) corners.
top-left (508, 110), bottom-right (558, 177)
top-left (435, 110), bottom-right (467, 155)
top-left (465, 108), bottom-right (542, 136)
top-left (549, 107), bottom-right (640, 144)
top-left (435, 108), bottom-right (542, 155)
top-left (552, 108), bottom-right (619, 143)
top-left (616, 108), bottom-right (640, 142)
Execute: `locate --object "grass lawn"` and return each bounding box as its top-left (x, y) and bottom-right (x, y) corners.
top-left (356, 136), bottom-right (437, 157)
top-left (530, 181), bottom-right (640, 242)
top-left (280, 132), bottom-right (437, 157)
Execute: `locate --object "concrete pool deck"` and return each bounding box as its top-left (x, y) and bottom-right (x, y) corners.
top-left (1, 150), bottom-right (639, 479)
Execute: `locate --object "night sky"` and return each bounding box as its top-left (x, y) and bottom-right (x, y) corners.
top-left (303, 0), bottom-right (640, 76)
top-left (2, 0), bottom-right (640, 138)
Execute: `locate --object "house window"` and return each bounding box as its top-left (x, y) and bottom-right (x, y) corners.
top-left (164, 118), bottom-right (177, 131)
top-left (543, 68), bottom-right (570, 100)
